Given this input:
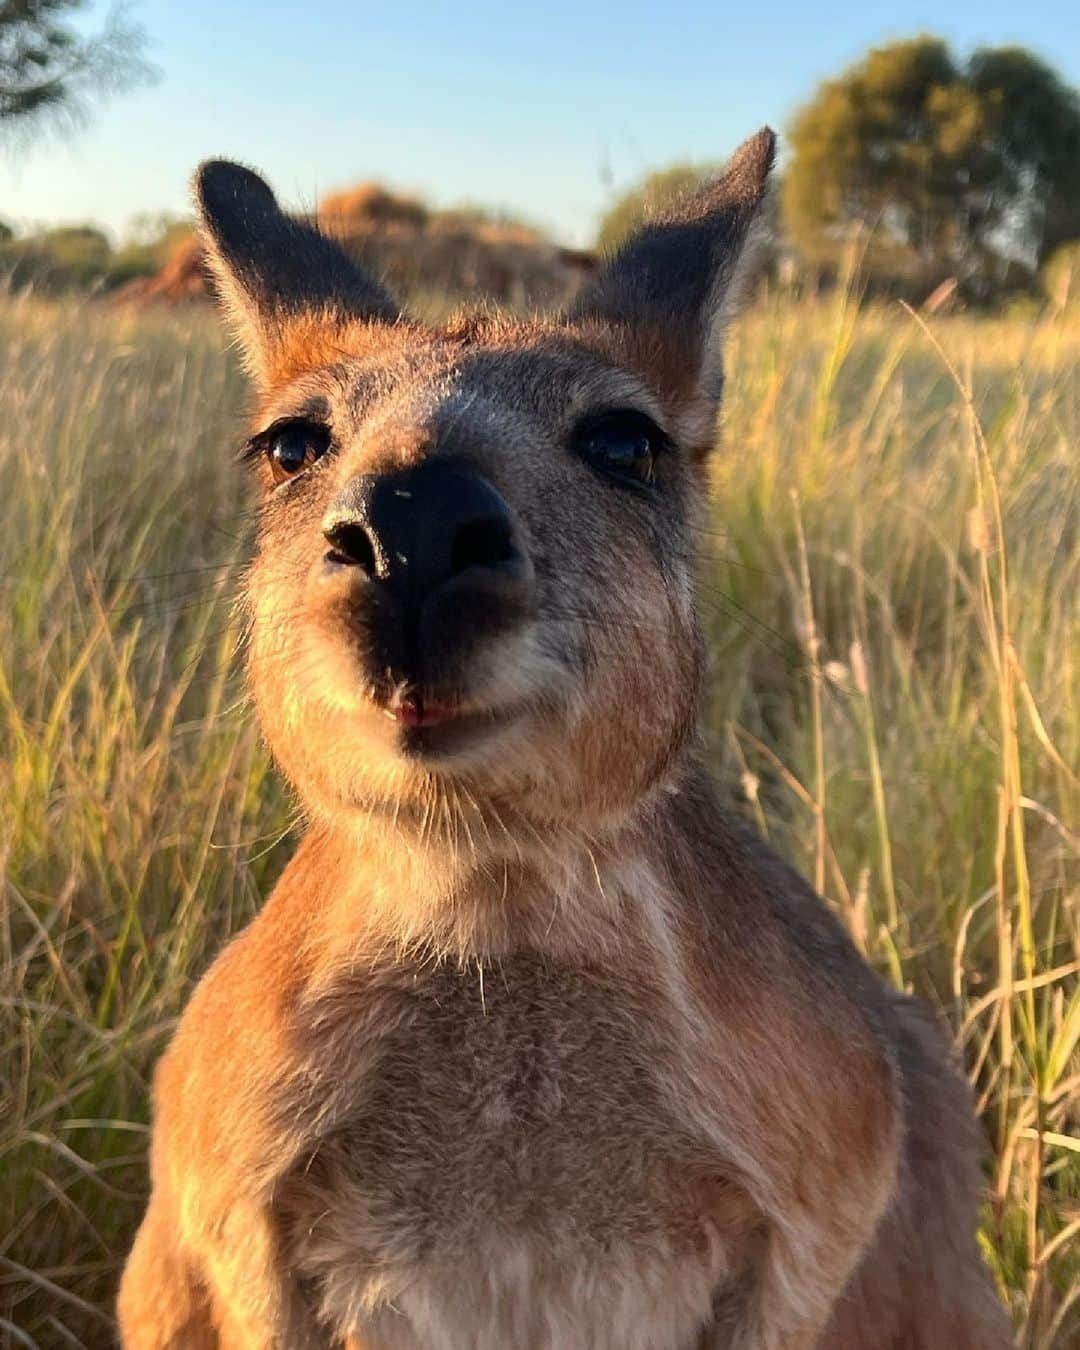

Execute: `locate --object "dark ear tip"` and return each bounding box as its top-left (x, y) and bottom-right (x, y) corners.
top-left (193, 159), bottom-right (279, 224)
top-left (724, 127), bottom-right (777, 200)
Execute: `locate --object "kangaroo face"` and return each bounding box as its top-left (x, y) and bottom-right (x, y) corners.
top-left (243, 322), bottom-right (703, 830)
top-left (195, 133), bottom-right (773, 834)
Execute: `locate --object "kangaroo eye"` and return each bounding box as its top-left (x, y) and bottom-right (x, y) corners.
top-left (573, 411), bottom-right (669, 487)
top-left (265, 422), bottom-right (331, 484)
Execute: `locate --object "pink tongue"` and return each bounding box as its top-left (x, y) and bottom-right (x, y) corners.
top-left (396, 697), bottom-right (423, 727)
top-left (395, 698), bottom-right (448, 728)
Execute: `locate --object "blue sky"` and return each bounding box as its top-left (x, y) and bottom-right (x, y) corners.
top-left (2, 0), bottom-right (1078, 245)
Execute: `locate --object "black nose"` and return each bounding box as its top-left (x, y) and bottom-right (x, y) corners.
top-left (322, 460), bottom-right (520, 603)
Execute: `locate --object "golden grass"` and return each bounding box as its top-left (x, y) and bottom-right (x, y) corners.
top-left (0, 286), bottom-right (1077, 1346)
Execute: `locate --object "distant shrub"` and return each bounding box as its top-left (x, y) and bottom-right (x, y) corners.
top-left (0, 224), bottom-right (112, 290)
top-left (0, 216), bottom-right (197, 294)
top-left (318, 183), bottom-right (429, 232)
top-left (310, 182), bottom-right (571, 314)
top-left (107, 218), bottom-right (195, 288)
top-left (596, 164), bottom-right (717, 255)
top-left (40, 225), bottom-right (111, 269)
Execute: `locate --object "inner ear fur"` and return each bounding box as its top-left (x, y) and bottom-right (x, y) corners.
top-left (568, 127), bottom-right (776, 456)
top-left (193, 159), bottom-right (400, 385)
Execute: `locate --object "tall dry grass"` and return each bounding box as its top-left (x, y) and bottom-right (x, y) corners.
top-left (0, 285), bottom-right (1077, 1347)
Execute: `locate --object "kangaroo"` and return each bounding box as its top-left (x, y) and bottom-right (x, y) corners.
top-left (117, 129), bottom-right (1012, 1349)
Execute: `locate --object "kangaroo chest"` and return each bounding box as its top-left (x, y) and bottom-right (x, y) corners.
top-left (278, 956), bottom-right (759, 1350)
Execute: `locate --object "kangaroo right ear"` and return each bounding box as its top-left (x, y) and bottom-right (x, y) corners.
top-left (193, 160), bottom-right (400, 384)
top-left (568, 129), bottom-right (775, 458)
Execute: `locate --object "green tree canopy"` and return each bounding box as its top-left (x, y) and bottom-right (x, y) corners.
top-left (0, 0), bottom-right (153, 136)
top-left (784, 36), bottom-right (1080, 297)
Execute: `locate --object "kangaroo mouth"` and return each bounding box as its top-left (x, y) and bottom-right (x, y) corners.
top-left (384, 694), bottom-right (459, 730)
top-left (381, 691), bottom-right (528, 761)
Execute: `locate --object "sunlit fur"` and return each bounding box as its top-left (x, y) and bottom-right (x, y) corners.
top-left (118, 132), bottom-right (1012, 1349)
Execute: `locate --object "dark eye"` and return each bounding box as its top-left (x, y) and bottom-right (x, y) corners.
top-left (572, 411), bottom-right (669, 487)
top-left (264, 422), bottom-right (332, 484)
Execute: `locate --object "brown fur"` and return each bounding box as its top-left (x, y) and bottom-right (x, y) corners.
top-left (118, 131), bottom-right (1012, 1348)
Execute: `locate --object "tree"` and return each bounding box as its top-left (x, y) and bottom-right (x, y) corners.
top-left (596, 164), bottom-right (716, 254)
top-left (784, 36), bottom-right (1080, 297)
top-left (0, 0), bottom-right (153, 136)
top-left (0, 221), bottom-right (112, 289)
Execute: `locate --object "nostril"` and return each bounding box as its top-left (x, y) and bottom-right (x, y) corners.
top-left (449, 518), bottom-right (517, 576)
top-left (325, 522), bottom-right (378, 575)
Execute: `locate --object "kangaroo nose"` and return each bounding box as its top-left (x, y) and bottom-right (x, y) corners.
top-left (322, 460), bottom-right (520, 603)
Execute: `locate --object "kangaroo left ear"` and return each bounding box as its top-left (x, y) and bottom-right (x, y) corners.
top-left (194, 159), bottom-right (400, 385)
top-left (568, 127), bottom-right (775, 457)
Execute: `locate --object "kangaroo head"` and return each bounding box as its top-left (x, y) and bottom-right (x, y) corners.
top-left (195, 131), bottom-right (774, 843)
